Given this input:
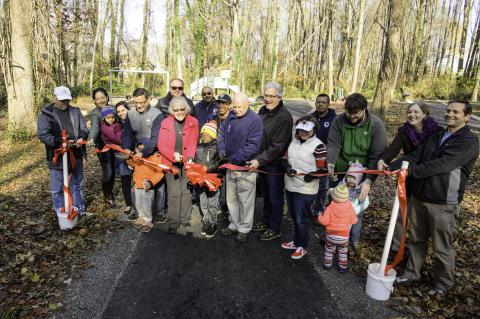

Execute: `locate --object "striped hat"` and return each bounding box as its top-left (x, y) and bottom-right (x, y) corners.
top-left (201, 121), bottom-right (217, 140)
top-left (331, 184), bottom-right (349, 203)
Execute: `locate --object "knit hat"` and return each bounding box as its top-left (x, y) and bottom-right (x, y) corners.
top-left (331, 184), bottom-right (349, 203)
top-left (344, 161), bottom-right (364, 188)
top-left (201, 121), bottom-right (217, 140)
top-left (101, 107), bottom-right (115, 118)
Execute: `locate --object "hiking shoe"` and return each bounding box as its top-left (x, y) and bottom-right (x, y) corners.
top-left (322, 265), bottom-right (332, 271)
top-left (201, 223), bottom-right (209, 236)
top-left (338, 267), bottom-right (348, 274)
top-left (260, 229), bottom-right (281, 241)
top-left (205, 224), bottom-right (217, 238)
top-left (428, 287), bottom-right (446, 296)
top-left (291, 247), bottom-right (307, 259)
top-left (252, 222), bottom-right (267, 232)
top-left (155, 215), bottom-right (167, 224)
top-left (281, 241), bottom-right (298, 250)
top-left (235, 232), bottom-right (249, 243)
top-left (221, 227), bottom-right (238, 236)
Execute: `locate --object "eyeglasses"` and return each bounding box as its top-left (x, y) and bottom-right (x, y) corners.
top-left (202, 92), bottom-right (212, 96)
top-left (171, 86), bottom-right (184, 91)
top-left (264, 94), bottom-right (278, 99)
top-left (173, 108), bottom-right (186, 112)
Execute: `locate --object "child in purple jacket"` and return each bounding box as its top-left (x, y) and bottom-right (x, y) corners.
top-left (99, 107), bottom-right (122, 207)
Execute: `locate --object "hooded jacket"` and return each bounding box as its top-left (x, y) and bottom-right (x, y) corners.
top-left (390, 126), bottom-right (479, 205)
top-left (37, 103), bottom-right (88, 169)
top-left (318, 201), bottom-right (358, 237)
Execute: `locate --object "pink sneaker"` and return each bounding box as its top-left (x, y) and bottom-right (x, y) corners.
top-left (281, 241), bottom-right (297, 250)
top-left (291, 247), bottom-right (307, 259)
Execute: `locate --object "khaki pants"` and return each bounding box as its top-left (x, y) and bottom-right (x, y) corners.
top-left (226, 170), bottom-right (257, 233)
top-left (405, 196), bottom-right (459, 290)
top-left (134, 188), bottom-right (154, 223)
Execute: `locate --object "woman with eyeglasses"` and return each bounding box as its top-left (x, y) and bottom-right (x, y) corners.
top-left (157, 96), bottom-right (199, 234)
top-left (88, 87), bottom-right (117, 207)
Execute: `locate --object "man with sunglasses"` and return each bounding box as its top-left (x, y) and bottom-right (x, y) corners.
top-left (192, 86), bottom-right (218, 129)
top-left (155, 79), bottom-right (194, 117)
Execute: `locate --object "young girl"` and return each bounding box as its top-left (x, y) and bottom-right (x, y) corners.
top-left (281, 115), bottom-right (327, 259)
top-left (115, 101), bottom-right (133, 213)
top-left (319, 184), bottom-right (358, 273)
top-left (99, 107), bottom-right (120, 206)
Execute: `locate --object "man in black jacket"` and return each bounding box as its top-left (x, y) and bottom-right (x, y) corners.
top-left (392, 100), bottom-right (479, 295)
top-left (249, 81), bottom-right (293, 241)
top-left (155, 79), bottom-right (194, 117)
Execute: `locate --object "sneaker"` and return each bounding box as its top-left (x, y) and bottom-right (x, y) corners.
top-left (281, 241), bottom-right (298, 250)
top-left (338, 267), bottom-right (348, 274)
top-left (260, 229), bottom-right (281, 241)
top-left (252, 222), bottom-right (267, 232)
top-left (155, 215), bottom-right (167, 224)
top-left (322, 265), bottom-right (332, 271)
top-left (235, 232), bottom-right (249, 243)
top-left (201, 223), bottom-right (209, 236)
top-left (205, 224), bottom-right (217, 238)
top-left (291, 247), bottom-right (307, 259)
top-left (428, 287), bottom-right (446, 296)
top-left (221, 227), bottom-right (238, 236)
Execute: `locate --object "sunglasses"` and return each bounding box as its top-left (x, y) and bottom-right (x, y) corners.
top-left (171, 86), bottom-right (184, 91)
top-left (202, 92), bottom-right (212, 96)
top-left (173, 108), bottom-right (186, 112)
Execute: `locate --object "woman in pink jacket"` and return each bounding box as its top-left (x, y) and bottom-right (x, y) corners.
top-left (158, 96), bottom-right (199, 234)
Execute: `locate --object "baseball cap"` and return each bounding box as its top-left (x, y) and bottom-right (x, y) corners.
top-left (54, 86), bottom-right (72, 100)
top-left (295, 120), bottom-right (315, 131)
top-left (216, 93), bottom-right (231, 104)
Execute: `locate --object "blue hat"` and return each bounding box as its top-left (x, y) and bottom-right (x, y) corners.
top-left (101, 107), bottom-right (115, 118)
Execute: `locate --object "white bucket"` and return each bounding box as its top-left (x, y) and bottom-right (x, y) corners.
top-left (365, 263), bottom-right (396, 301)
top-left (56, 208), bottom-right (78, 230)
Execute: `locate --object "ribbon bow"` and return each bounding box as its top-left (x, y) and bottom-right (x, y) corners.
top-left (185, 163), bottom-right (223, 191)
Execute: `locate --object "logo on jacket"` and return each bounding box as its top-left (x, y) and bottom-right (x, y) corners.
top-left (323, 122), bottom-right (330, 128)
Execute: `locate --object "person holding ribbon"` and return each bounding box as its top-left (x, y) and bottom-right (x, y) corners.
top-left (157, 96), bottom-right (199, 234)
top-left (38, 86), bottom-right (89, 216)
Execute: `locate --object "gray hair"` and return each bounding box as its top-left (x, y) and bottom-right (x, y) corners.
top-left (168, 96), bottom-right (191, 115)
top-left (264, 81), bottom-right (283, 98)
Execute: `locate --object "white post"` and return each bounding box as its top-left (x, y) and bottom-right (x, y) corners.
top-left (379, 161), bottom-right (409, 274)
top-left (63, 143), bottom-right (69, 213)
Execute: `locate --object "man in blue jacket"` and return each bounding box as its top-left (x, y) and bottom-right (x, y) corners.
top-left (393, 100), bottom-right (479, 295)
top-left (218, 92), bottom-right (263, 243)
top-left (310, 93), bottom-right (336, 216)
top-left (192, 86), bottom-right (218, 129)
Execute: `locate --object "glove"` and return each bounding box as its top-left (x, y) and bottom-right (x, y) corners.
top-left (143, 179), bottom-right (153, 190)
top-left (304, 172), bottom-right (315, 183)
top-left (285, 167), bottom-right (297, 176)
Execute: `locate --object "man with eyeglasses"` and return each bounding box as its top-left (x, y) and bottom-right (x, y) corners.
top-left (249, 81), bottom-right (293, 241)
top-left (192, 86), bottom-right (218, 129)
top-left (310, 93), bottom-right (337, 217)
top-left (122, 88), bottom-right (167, 223)
top-left (326, 93), bottom-right (387, 246)
top-left (155, 79), bottom-right (194, 118)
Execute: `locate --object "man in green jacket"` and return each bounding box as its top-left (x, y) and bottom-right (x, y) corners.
top-left (326, 93), bottom-right (387, 202)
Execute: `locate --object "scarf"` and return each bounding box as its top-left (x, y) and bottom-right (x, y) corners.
top-left (403, 116), bottom-right (439, 146)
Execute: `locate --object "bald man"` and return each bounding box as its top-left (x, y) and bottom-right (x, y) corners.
top-left (217, 92), bottom-right (263, 243)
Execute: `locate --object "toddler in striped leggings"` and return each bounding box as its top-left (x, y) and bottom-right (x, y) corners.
top-left (318, 184), bottom-right (358, 273)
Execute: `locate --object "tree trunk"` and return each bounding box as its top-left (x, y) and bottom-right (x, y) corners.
top-left (471, 64), bottom-right (480, 100)
top-left (327, 3), bottom-right (334, 98)
top-left (109, 0), bottom-right (118, 69)
top-left (173, 0), bottom-right (182, 78)
top-left (115, 0), bottom-right (125, 69)
top-left (458, 0), bottom-right (471, 75)
top-left (371, 0), bottom-right (404, 119)
top-left (7, 0), bottom-right (36, 132)
top-left (351, 0), bottom-right (365, 93)
top-left (89, 0), bottom-right (102, 90)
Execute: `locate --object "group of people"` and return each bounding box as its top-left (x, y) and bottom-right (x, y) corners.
top-left (38, 79), bottom-right (478, 296)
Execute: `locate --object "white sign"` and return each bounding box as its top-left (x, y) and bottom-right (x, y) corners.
top-left (220, 70), bottom-right (232, 79)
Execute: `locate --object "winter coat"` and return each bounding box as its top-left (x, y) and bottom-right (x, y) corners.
top-left (101, 122), bottom-right (122, 145)
top-left (155, 92), bottom-right (195, 118)
top-left (195, 140), bottom-right (219, 173)
top-left (390, 126), bottom-right (479, 205)
top-left (318, 201), bottom-right (358, 237)
top-left (157, 115), bottom-right (199, 165)
top-left (310, 108), bottom-right (337, 144)
top-left (122, 106), bottom-right (163, 157)
top-left (257, 101), bottom-right (293, 167)
top-left (327, 112), bottom-right (387, 180)
top-left (285, 136), bottom-right (327, 195)
top-left (192, 100), bottom-right (218, 129)
top-left (127, 153), bottom-right (164, 189)
top-left (217, 109), bottom-right (263, 165)
top-left (88, 105), bottom-right (104, 147)
top-left (37, 103), bottom-right (88, 169)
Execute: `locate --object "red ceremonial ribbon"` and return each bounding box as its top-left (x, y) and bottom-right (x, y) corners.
top-left (96, 144), bottom-right (179, 175)
top-left (219, 163), bottom-right (408, 274)
top-left (185, 163), bottom-right (223, 191)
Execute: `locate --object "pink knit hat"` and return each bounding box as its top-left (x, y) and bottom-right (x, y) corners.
top-left (201, 121), bottom-right (217, 140)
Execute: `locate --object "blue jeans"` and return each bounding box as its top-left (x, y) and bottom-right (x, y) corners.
top-left (260, 164), bottom-right (285, 233)
top-left (350, 210), bottom-right (364, 245)
top-left (312, 176), bottom-right (329, 214)
top-left (286, 191), bottom-right (316, 248)
top-left (50, 158), bottom-right (86, 215)
top-left (116, 157), bottom-right (131, 176)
